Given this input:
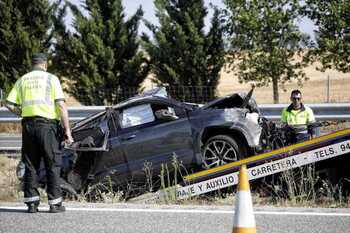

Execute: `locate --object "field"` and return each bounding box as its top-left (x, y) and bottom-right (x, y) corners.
top-left (220, 60), bottom-right (350, 104)
top-left (139, 62), bottom-right (350, 105)
top-left (218, 72), bottom-right (350, 104)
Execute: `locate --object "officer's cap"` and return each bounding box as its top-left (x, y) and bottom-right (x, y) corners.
top-left (32, 53), bottom-right (47, 64)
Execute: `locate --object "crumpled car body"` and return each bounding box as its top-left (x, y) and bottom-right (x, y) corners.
top-left (64, 88), bottom-right (264, 194)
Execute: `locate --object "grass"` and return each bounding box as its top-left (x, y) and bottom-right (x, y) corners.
top-left (0, 123), bottom-right (21, 133)
top-left (219, 78), bottom-right (350, 104)
top-left (1, 154), bottom-right (350, 208)
top-left (141, 61), bottom-right (350, 104)
top-left (252, 165), bottom-right (350, 208)
top-left (0, 156), bottom-right (22, 201)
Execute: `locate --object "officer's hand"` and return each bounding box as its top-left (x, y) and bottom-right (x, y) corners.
top-left (65, 132), bottom-right (74, 145)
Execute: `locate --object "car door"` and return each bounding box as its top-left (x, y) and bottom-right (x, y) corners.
top-left (118, 102), bottom-right (195, 184)
top-left (68, 108), bottom-right (131, 188)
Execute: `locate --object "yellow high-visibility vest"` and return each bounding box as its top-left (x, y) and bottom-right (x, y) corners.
top-left (281, 104), bottom-right (315, 125)
top-left (6, 68), bottom-right (65, 120)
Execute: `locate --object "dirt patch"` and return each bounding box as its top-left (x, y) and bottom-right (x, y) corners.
top-left (0, 123), bottom-right (21, 133)
top-left (321, 121), bottom-right (350, 134)
top-left (0, 156), bottom-right (21, 201)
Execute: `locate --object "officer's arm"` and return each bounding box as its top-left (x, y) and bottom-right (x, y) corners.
top-left (280, 108), bottom-right (288, 126)
top-left (307, 108), bottom-right (316, 123)
top-left (5, 81), bottom-right (21, 116)
top-left (56, 100), bottom-right (74, 144)
top-left (4, 101), bottom-right (21, 117)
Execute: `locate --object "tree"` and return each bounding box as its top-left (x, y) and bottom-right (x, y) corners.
top-left (304, 0), bottom-right (350, 73)
top-left (223, 0), bottom-right (310, 103)
top-left (142, 0), bottom-right (225, 103)
top-left (53, 0), bottom-right (149, 105)
top-left (0, 0), bottom-right (55, 94)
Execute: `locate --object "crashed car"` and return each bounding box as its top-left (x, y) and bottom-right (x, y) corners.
top-left (56, 87), bottom-right (265, 195)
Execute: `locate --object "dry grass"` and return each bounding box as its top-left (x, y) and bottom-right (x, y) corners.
top-left (218, 78), bottom-right (350, 104)
top-left (216, 62), bottom-right (350, 104)
top-left (141, 61), bottom-right (350, 104)
top-left (0, 156), bottom-right (21, 201)
top-left (0, 123), bottom-right (21, 133)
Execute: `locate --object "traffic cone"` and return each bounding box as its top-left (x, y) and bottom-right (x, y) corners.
top-left (232, 164), bottom-right (257, 233)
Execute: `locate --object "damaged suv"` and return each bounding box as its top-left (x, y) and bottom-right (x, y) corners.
top-left (59, 87), bottom-right (264, 194)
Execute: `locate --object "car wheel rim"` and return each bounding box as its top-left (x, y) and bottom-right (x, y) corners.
top-left (203, 139), bottom-right (238, 168)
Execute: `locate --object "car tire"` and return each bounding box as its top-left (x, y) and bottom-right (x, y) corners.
top-left (202, 135), bottom-right (247, 169)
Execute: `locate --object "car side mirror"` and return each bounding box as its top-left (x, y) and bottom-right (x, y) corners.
top-left (155, 109), bottom-right (179, 121)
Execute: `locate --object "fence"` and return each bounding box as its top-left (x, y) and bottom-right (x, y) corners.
top-left (64, 86), bottom-right (217, 106)
top-left (217, 76), bottom-right (350, 104)
top-left (65, 81), bottom-right (350, 106)
top-left (1, 80), bottom-right (350, 107)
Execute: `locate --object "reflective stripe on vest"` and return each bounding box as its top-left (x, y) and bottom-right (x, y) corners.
top-left (20, 74), bottom-right (53, 107)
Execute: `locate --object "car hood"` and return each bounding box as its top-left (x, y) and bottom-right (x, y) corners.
top-left (200, 92), bottom-right (259, 113)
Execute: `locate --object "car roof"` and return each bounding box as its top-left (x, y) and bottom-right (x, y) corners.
top-left (111, 87), bottom-right (194, 110)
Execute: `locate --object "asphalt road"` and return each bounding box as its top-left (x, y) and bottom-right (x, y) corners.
top-left (1, 203), bottom-right (350, 233)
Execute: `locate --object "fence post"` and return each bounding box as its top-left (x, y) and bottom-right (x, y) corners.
top-left (327, 75), bottom-right (330, 103)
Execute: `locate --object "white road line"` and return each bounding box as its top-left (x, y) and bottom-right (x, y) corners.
top-left (1, 206), bottom-right (350, 216)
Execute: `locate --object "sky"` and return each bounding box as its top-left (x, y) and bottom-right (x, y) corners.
top-left (67, 0), bottom-right (315, 39)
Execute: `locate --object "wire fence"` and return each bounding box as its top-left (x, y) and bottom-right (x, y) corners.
top-left (1, 77), bottom-right (349, 106)
top-left (64, 86), bottom-right (217, 106)
top-left (217, 76), bottom-right (350, 104)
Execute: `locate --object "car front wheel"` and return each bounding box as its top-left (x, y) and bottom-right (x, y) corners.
top-left (202, 135), bottom-right (247, 169)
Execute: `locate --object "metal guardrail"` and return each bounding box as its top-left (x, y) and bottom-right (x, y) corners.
top-left (0, 103), bottom-right (350, 122)
top-left (0, 106), bottom-right (105, 122)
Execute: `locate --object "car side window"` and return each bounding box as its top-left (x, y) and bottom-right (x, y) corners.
top-left (152, 103), bottom-right (186, 118)
top-left (120, 104), bottom-right (155, 129)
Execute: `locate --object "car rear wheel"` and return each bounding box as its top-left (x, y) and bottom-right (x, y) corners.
top-left (202, 135), bottom-right (247, 169)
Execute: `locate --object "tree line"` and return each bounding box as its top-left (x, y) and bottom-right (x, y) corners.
top-left (0, 0), bottom-right (349, 104)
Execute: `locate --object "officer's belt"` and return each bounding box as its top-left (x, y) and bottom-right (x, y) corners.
top-left (22, 116), bottom-right (58, 124)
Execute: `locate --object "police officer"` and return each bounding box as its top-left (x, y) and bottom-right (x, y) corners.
top-left (5, 53), bottom-right (74, 213)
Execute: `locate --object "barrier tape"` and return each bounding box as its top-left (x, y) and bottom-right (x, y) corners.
top-left (176, 139), bottom-right (350, 199)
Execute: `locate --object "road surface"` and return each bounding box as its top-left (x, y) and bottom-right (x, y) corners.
top-left (1, 203), bottom-right (350, 233)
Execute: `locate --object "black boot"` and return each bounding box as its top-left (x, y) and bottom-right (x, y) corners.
top-left (49, 203), bottom-right (66, 213)
top-left (27, 202), bottom-right (39, 213)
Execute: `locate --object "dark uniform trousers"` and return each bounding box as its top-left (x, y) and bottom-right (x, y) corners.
top-left (21, 117), bottom-right (63, 205)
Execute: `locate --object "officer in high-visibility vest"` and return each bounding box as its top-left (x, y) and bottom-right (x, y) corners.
top-left (5, 53), bottom-right (74, 213)
top-left (281, 89), bottom-right (315, 125)
top-left (281, 89), bottom-right (317, 142)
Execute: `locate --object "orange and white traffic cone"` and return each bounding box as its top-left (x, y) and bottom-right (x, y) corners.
top-left (232, 164), bottom-right (257, 233)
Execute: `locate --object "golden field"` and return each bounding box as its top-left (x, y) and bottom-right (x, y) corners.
top-left (217, 64), bottom-right (350, 104)
top-left (140, 62), bottom-right (350, 105)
